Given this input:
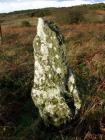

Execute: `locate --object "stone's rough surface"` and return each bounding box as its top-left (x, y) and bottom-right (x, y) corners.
top-left (31, 18), bottom-right (81, 126)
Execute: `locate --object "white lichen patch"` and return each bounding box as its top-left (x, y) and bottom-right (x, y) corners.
top-left (55, 54), bottom-right (59, 59)
top-left (49, 74), bottom-right (52, 79)
top-left (35, 61), bottom-right (43, 74)
top-left (69, 73), bottom-right (75, 84)
top-left (69, 84), bottom-right (74, 92)
top-left (54, 47), bottom-right (57, 51)
top-left (56, 68), bottom-right (62, 74)
top-left (48, 43), bottom-right (52, 48)
top-left (72, 87), bottom-right (81, 110)
top-left (54, 36), bottom-right (56, 39)
top-left (44, 65), bottom-right (50, 72)
top-left (40, 43), bottom-right (49, 55)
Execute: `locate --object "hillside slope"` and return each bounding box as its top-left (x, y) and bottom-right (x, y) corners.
top-left (0, 3), bottom-right (105, 140)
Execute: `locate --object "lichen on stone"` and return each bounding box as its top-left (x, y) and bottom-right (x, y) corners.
top-left (31, 18), bottom-right (81, 126)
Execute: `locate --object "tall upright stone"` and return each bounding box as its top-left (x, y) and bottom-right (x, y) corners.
top-left (31, 18), bottom-right (81, 126)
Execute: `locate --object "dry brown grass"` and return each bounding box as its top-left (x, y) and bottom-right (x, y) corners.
top-left (96, 10), bottom-right (105, 15)
top-left (0, 6), bottom-right (105, 139)
top-left (2, 25), bottom-right (35, 34)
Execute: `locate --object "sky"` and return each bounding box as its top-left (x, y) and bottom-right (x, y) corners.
top-left (0, 0), bottom-right (104, 13)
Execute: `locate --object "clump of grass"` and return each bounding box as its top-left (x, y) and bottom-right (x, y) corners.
top-left (21, 21), bottom-right (31, 27)
top-left (3, 33), bottom-right (18, 42)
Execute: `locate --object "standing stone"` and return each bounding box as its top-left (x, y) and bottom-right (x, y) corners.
top-left (31, 18), bottom-right (81, 126)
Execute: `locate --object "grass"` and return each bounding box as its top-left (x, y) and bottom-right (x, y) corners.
top-left (0, 3), bottom-right (105, 140)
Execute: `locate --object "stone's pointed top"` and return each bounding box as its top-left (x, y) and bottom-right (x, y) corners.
top-left (38, 18), bottom-right (44, 28)
top-left (36, 18), bottom-right (63, 45)
top-left (37, 18), bottom-right (46, 41)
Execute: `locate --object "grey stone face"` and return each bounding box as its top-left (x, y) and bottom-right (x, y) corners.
top-left (31, 18), bottom-right (81, 126)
